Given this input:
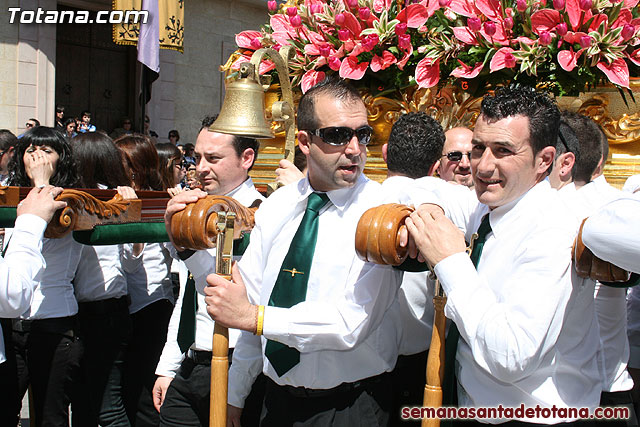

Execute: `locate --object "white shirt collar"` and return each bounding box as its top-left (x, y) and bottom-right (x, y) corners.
top-left (297, 173), bottom-right (370, 213)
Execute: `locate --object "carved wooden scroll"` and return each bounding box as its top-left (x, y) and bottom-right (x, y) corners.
top-left (170, 195), bottom-right (257, 250)
top-left (355, 203), bottom-right (415, 265)
top-left (45, 190), bottom-right (142, 238)
top-left (0, 186), bottom-right (20, 206)
top-left (574, 218), bottom-right (631, 282)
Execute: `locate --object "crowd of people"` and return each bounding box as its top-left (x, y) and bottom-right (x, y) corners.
top-left (0, 79), bottom-right (638, 427)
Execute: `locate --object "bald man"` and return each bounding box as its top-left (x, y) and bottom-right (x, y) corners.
top-left (436, 127), bottom-right (474, 187)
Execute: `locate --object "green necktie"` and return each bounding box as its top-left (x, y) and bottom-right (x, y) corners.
top-left (265, 192), bottom-right (330, 377)
top-left (442, 213), bottom-right (492, 405)
top-left (177, 273), bottom-right (197, 354)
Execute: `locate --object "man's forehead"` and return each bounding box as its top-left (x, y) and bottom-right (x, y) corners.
top-left (314, 95), bottom-right (367, 126)
top-left (195, 129), bottom-right (234, 151)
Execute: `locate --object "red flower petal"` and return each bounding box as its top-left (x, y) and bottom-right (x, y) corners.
top-left (415, 57), bottom-right (441, 88)
top-left (301, 70), bottom-right (326, 93)
top-left (597, 58), bottom-right (630, 88)
top-left (557, 48), bottom-right (579, 71)
top-left (531, 9), bottom-right (562, 35)
top-left (450, 61), bottom-right (484, 78)
top-left (453, 27), bottom-right (478, 44)
top-left (397, 4), bottom-right (430, 28)
top-left (339, 56), bottom-right (369, 80)
top-left (236, 31), bottom-right (263, 49)
top-left (490, 47), bottom-right (516, 72)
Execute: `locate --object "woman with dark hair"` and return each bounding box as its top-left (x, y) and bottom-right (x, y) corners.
top-left (114, 134), bottom-right (174, 426)
top-left (70, 132), bottom-right (133, 426)
top-left (55, 105), bottom-right (65, 130)
top-left (156, 142), bottom-right (185, 196)
top-left (5, 126), bottom-right (82, 426)
top-left (63, 117), bottom-right (77, 140)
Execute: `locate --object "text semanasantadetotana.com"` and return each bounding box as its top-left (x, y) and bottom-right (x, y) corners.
top-left (402, 405), bottom-right (630, 420)
top-left (7, 7), bottom-right (148, 24)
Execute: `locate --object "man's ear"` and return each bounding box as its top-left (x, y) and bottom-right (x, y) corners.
top-left (559, 152), bottom-right (575, 178)
top-left (297, 131), bottom-right (311, 156)
top-left (382, 143), bottom-right (388, 164)
top-left (427, 161), bottom-right (439, 177)
top-left (240, 147), bottom-right (256, 171)
top-left (537, 146), bottom-right (556, 175)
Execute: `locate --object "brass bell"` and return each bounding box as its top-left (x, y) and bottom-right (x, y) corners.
top-left (210, 69), bottom-right (274, 139)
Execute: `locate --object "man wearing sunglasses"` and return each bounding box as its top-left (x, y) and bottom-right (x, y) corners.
top-left (205, 78), bottom-right (402, 426)
top-left (436, 127), bottom-right (474, 188)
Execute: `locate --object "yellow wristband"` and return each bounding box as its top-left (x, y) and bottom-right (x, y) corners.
top-left (256, 305), bottom-right (265, 336)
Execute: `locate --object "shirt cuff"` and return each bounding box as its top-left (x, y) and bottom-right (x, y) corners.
top-left (261, 306), bottom-right (290, 344)
top-left (228, 366), bottom-right (257, 408)
top-left (14, 214), bottom-right (47, 239)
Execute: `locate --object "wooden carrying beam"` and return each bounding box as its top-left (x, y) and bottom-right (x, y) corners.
top-left (0, 186), bottom-right (170, 238)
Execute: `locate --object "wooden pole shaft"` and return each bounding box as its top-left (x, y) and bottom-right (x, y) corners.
top-left (210, 274), bottom-right (231, 427)
top-left (422, 295), bottom-right (447, 427)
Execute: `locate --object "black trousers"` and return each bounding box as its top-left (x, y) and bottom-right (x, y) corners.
top-left (10, 317), bottom-right (81, 427)
top-left (261, 373), bottom-right (393, 427)
top-left (72, 297), bottom-right (132, 427)
top-left (124, 299), bottom-right (173, 427)
top-left (159, 350), bottom-right (266, 427)
top-left (390, 351), bottom-right (428, 426)
top-left (0, 318), bottom-right (20, 426)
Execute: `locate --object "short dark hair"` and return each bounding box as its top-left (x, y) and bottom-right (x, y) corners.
top-left (55, 105), bottom-right (65, 114)
top-left (28, 118), bottom-right (40, 127)
top-left (0, 129), bottom-right (18, 151)
top-left (599, 126), bottom-right (609, 167)
top-left (168, 129), bottom-right (180, 141)
top-left (297, 77), bottom-right (363, 131)
top-left (293, 146), bottom-right (307, 172)
top-left (386, 112), bottom-right (444, 179)
top-left (10, 126), bottom-right (78, 187)
top-left (82, 110), bottom-right (91, 117)
top-left (199, 114), bottom-right (260, 171)
top-left (480, 85), bottom-right (560, 156)
top-left (72, 132), bottom-right (131, 188)
top-left (560, 111), bottom-right (603, 183)
top-left (156, 142), bottom-right (183, 189)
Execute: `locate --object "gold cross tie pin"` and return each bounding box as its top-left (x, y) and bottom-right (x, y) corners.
top-left (282, 268), bottom-right (304, 278)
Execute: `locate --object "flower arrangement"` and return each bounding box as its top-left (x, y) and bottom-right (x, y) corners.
top-left (231, 0), bottom-right (640, 97)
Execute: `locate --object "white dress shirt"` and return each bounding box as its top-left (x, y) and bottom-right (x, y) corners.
top-left (122, 242), bottom-right (174, 314)
top-left (0, 214), bottom-right (47, 363)
top-left (623, 174), bottom-right (640, 194)
top-left (562, 177), bottom-right (632, 393)
top-left (382, 176), bottom-right (435, 355)
top-left (417, 180), bottom-right (602, 422)
top-left (20, 231), bottom-right (83, 320)
top-left (155, 178), bottom-right (265, 378)
top-left (228, 174), bottom-right (403, 408)
top-left (73, 244), bottom-right (128, 302)
top-left (582, 195), bottom-right (640, 369)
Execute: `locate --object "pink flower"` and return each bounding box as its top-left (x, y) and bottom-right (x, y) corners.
top-left (415, 57), bottom-right (441, 88)
top-left (335, 13), bottom-right (345, 26)
top-left (268, 1), bottom-right (277, 12)
top-left (319, 44), bottom-right (332, 57)
top-left (553, 0), bottom-right (565, 9)
top-left (579, 35), bottom-right (591, 47)
top-left (290, 15), bottom-right (302, 27)
top-left (310, 3), bottom-right (323, 14)
top-left (236, 30), bottom-right (263, 49)
top-left (339, 55), bottom-right (369, 80)
top-left (250, 38), bottom-right (262, 49)
top-left (597, 58), bottom-right (629, 88)
top-left (286, 7), bottom-right (297, 16)
top-left (362, 34), bottom-right (379, 51)
top-left (347, 0), bottom-right (358, 8)
top-left (622, 24), bottom-right (635, 41)
top-left (451, 60), bottom-right (484, 78)
top-left (373, 0), bottom-right (394, 13)
top-left (468, 17), bottom-right (482, 32)
top-left (484, 22), bottom-right (497, 36)
top-left (398, 33), bottom-right (412, 50)
top-left (370, 50), bottom-right (398, 71)
top-left (338, 29), bottom-right (350, 41)
top-left (556, 22), bottom-right (568, 36)
top-left (439, 0), bottom-right (452, 6)
top-left (490, 47), bottom-right (517, 71)
top-left (539, 31), bottom-right (552, 45)
top-left (328, 56), bottom-right (342, 71)
top-left (579, 0), bottom-right (592, 10)
top-left (395, 22), bottom-right (408, 35)
top-left (359, 7), bottom-right (371, 20)
top-left (396, 3), bottom-right (433, 29)
top-left (558, 48), bottom-right (580, 71)
top-left (517, 0), bottom-right (527, 12)
top-left (504, 17), bottom-right (514, 30)
top-left (301, 70), bottom-right (326, 93)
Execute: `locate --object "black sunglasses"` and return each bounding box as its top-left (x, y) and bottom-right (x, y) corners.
top-left (443, 151), bottom-right (471, 162)
top-left (305, 125), bottom-right (373, 146)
